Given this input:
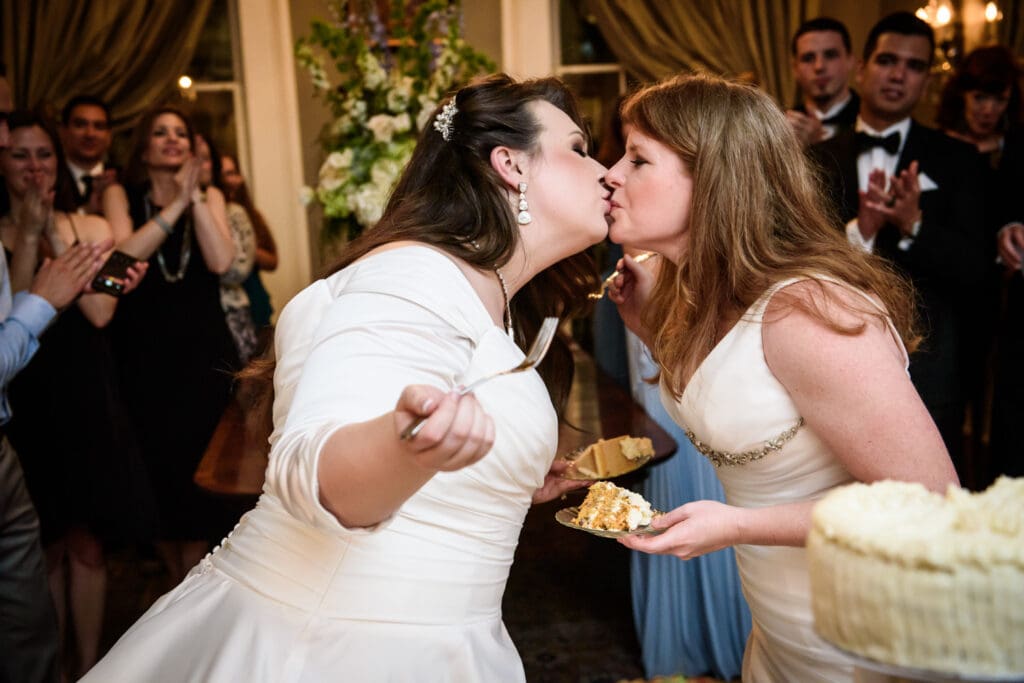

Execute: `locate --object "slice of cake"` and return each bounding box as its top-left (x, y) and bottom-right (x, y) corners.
top-left (570, 435), bottom-right (654, 479)
top-left (573, 481), bottom-right (656, 531)
top-left (808, 476), bottom-right (1024, 677)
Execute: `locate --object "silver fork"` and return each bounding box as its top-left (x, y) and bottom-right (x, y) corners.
top-left (588, 252), bottom-right (657, 300)
top-left (399, 316), bottom-right (560, 440)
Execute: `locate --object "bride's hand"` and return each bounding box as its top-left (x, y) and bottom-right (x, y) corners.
top-left (531, 458), bottom-right (591, 504)
top-left (394, 385), bottom-right (495, 472)
top-left (618, 499), bottom-right (743, 560)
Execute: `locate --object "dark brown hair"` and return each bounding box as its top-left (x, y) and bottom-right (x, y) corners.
top-left (219, 154), bottom-right (277, 260)
top-left (242, 74), bottom-right (598, 421)
top-left (937, 46), bottom-right (1022, 136)
top-left (0, 110), bottom-right (79, 214)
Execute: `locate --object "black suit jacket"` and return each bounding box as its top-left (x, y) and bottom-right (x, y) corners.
top-left (810, 121), bottom-right (988, 410)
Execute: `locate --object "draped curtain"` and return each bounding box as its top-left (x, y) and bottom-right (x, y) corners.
top-left (0, 0), bottom-right (212, 129)
top-left (999, 1), bottom-right (1024, 55)
top-left (583, 0), bottom-right (821, 106)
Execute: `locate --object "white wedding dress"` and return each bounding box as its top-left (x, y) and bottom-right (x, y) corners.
top-left (84, 246), bottom-right (557, 682)
top-left (660, 279), bottom-right (907, 683)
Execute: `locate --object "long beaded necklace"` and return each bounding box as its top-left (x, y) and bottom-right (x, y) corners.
top-left (144, 194), bottom-right (191, 283)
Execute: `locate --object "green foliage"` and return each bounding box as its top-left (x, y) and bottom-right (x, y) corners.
top-left (295, 0), bottom-right (495, 240)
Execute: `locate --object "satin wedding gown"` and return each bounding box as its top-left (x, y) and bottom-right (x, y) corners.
top-left (659, 279), bottom-right (907, 683)
top-left (84, 246), bottom-right (558, 682)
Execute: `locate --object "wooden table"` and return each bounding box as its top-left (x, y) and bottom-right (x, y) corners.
top-left (195, 349), bottom-right (677, 497)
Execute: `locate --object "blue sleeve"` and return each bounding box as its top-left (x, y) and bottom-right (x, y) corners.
top-left (0, 292), bottom-right (56, 389)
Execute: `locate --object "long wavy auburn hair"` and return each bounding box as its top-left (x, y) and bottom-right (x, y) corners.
top-left (623, 73), bottom-right (920, 397)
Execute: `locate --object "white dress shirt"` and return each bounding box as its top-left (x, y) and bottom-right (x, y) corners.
top-left (812, 93), bottom-right (853, 141)
top-left (845, 117), bottom-right (914, 253)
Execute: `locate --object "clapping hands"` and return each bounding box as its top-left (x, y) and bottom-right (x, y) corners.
top-left (15, 174), bottom-right (55, 240)
top-left (857, 161), bottom-right (922, 240)
top-left (173, 156), bottom-right (201, 207)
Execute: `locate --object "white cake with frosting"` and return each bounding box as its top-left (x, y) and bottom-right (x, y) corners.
top-left (808, 477), bottom-right (1024, 677)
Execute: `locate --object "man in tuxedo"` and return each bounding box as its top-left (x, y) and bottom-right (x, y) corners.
top-left (59, 95), bottom-right (116, 214)
top-left (787, 17), bottom-right (859, 147)
top-left (811, 11), bottom-right (987, 477)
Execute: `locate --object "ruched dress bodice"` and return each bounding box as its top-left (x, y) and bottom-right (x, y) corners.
top-left (84, 246), bottom-right (557, 682)
top-left (660, 279), bottom-right (905, 683)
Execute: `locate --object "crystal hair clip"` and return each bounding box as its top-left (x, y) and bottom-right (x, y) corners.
top-left (433, 100), bottom-right (458, 141)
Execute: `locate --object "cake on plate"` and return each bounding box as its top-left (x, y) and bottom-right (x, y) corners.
top-left (808, 476), bottom-right (1024, 677)
top-left (568, 435), bottom-right (654, 479)
top-left (573, 481), bottom-right (655, 532)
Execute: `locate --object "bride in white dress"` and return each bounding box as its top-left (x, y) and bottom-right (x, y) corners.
top-left (604, 74), bottom-right (959, 682)
top-left (83, 75), bottom-right (610, 682)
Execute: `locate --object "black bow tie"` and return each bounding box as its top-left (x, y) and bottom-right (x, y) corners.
top-left (855, 131), bottom-right (901, 155)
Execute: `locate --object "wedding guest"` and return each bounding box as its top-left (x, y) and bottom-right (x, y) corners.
top-left (937, 45), bottom-right (1023, 485)
top-left (810, 12), bottom-right (988, 481)
top-left (59, 95), bottom-right (116, 215)
top-left (786, 17), bottom-right (859, 146)
top-left (101, 107), bottom-right (239, 584)
top-left (0, 63), bottom-right (111, 683)
top-left (194, 135), bottom-right (259, 362)
top-left (606, 72), bottom-right (958, 682)
top-left (0, 111), bottom-right (149, 678)
top-left (83, 73), bottom-right (606, 683)
top-left (220, 154), bottom-right (277, 342)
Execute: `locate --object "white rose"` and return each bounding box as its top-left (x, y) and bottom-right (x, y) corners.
top-left (351, 183), bottom-right (386, 227)
top-left (366, 114), bottom-right (398, 143)
top-left (298, 186), bottom-right (315, 206)
top-left (393, 112), bottom-right (411, 133)
top-left (371, 157), bottom-right (403, 189)
top-left (326, 149), bottom-right (353, 169)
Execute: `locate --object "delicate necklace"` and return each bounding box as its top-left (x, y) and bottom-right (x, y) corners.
top-left (470, 240), bottom-right (514, 340)
top-left (145, 194), bottom-right (191, 283)
top-left (495, 266), bottom-right (514, 340)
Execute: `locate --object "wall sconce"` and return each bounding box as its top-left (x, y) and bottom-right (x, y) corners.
top-left (916, 0), bottom-right (955, 28)
top-left (177, 75), bottom-right (197, 102)
top-left (984, 1), bottom-right (1003, 43)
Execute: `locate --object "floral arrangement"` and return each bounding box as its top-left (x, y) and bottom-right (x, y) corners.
top-left (296, 0), bottom-right (495, 240)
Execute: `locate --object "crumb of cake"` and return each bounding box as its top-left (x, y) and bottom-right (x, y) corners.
top-left (573, 481), bottom-right (655, 531)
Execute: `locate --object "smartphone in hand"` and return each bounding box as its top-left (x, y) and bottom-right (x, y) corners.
top-left (92, 250), bottom-right (138, 296)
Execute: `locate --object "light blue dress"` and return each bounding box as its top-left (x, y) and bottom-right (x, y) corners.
top-left (625, 332), bottom-right (752, 680)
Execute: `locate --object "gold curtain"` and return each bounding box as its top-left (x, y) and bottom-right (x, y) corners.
top-left (582, 0), bottom-right (821, 105)
top-left (0, 0), bottom-right (213, 129)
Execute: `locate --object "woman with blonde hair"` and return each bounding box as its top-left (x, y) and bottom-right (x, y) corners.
top-left (606, 73), bottom-right (958, 682)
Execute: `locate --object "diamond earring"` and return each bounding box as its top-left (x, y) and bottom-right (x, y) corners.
top-left (516, 182), bottom-right (531, 225)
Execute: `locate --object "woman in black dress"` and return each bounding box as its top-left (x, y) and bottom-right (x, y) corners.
top-left (101, 107), bottom-right (239, 583)
top-left (937, 46), bottom-right (1024, 488)
top-left (0, 111), bottom-right (150, 677)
